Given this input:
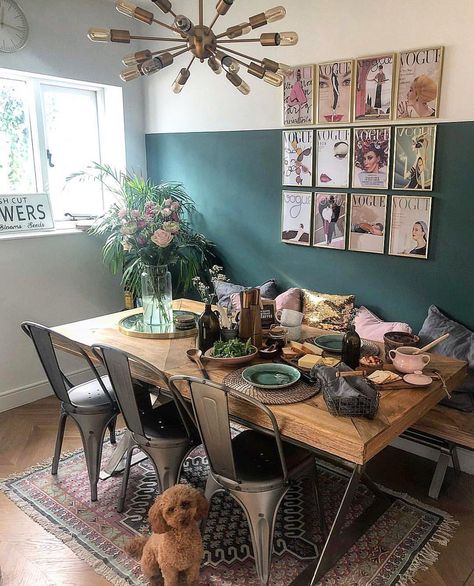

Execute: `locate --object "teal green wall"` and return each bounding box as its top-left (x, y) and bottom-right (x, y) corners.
top-left (146, 122), bottom-right (474, 332)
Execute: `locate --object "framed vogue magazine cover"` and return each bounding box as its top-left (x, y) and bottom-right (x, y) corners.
top-left (354, 53), bottom-right (395, 122)
top-left (349, 193), bottom-right (387, 255)
top-left (396, 47), bottom-right (444, 120)
top-left (389, 195), bottom-right (432, 259)
top-left (281, 191), bottom-right (312, 246)
top-left (392, 125), bottom-right (437, 191)
top-left (316, 60), bottom-right (353, 125)
top-left (283, 65), bottom-right (315, 126)
top-left (315, 128), bottom-right (351, 188)
top-left (313, 193), bottom-right (347, 250)
top-left (352, 126), bottom-right (391, 190)
top-left (282, 129), bottom-right (314, 187)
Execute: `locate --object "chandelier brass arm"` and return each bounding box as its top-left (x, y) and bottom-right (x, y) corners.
top-left (88, 0), bottom-right (299, 95)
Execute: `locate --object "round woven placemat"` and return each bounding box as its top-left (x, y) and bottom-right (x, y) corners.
top-left (224, 367), bottom-right (321, 405)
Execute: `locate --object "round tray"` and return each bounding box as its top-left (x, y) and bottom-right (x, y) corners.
top-left (118, 311), bottom-right (198, 339)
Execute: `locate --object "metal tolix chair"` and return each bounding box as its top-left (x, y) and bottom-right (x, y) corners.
top-left (168, 375), bottom-right (326, 586)
top-left (21, 322), bottom-right (118, 501)
top-left (92, 344), bottom-right (199, 513)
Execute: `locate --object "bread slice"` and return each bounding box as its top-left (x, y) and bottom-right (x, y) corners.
top-left (302, 342), bottom-right (323, 356)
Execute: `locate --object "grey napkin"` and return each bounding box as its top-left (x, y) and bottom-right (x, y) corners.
top-left (311, 363), bottom-right (378, 401)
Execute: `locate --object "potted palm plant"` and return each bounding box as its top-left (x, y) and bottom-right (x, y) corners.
top-left (68, 163), bottom-right (215, 325)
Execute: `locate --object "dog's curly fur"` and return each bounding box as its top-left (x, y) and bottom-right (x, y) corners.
top-left (125, 484), bottom-right (209, 586)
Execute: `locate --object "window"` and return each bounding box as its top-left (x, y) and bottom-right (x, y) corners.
top-left (0, 69), bottom-right (126, 224)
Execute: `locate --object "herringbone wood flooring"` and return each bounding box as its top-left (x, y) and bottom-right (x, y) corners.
top-left (0, 396), bottom-right (473, 586)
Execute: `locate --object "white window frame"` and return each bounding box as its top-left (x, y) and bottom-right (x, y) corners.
top-left (0, 67), bottom-right (126, 231)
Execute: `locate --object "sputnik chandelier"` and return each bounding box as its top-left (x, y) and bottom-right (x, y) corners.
top-left (88, 0), bottom-right (298, 95)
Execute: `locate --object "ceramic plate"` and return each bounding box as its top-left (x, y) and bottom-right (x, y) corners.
top-left (403, 373), bottom-right (433, 387)
top-left (313, 334), bottom-right (344, 353)
top-left (242, 363), bottom-right (301, 389)
top-left (204, 346), bottom-right (258, 366)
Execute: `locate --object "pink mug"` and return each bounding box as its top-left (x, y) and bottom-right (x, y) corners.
top-left (389, 346), bottom-right (430, 374)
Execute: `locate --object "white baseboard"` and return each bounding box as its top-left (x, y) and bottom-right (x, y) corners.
top-left (391, 436), bottom-right (474, 475)
top-left (0, 368), bottom-right (94, 413)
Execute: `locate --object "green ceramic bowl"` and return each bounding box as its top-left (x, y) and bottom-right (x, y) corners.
top-left (242, 363), bottom-right (301, 389)
top-left (313, 334), bottom-right (344, 353)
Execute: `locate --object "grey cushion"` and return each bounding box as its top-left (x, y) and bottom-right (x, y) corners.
top-left (418, 305), bottom-right (474, 412)
top-left (214, 279), bottom-right (278, 308)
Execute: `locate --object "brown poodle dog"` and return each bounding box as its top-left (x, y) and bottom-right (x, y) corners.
top-left (126, 484), bottom-right (209, 586)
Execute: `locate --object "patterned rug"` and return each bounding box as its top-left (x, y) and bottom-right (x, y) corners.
top-left (1, 435), bottom-right (457, 586)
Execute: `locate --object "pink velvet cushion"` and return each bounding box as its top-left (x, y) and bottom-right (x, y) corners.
top-left (354, 306), bottom-right (412, 342)
top-left (231, 288), bottom-right (302, 312)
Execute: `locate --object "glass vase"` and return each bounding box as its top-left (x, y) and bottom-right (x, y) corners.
top-left (141, 265), bottom-right (173, 326)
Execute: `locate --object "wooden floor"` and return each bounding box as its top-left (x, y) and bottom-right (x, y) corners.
top-left (0, 397), bottom-right (473, 586)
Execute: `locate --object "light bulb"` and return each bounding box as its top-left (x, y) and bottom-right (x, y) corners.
top-left (226, 72), bottom-right (250, 95)
top-left (208, 57), bottom-right (222, 75)
top-left (277, 62), bottom-right (292, 74)
top-left (88, 28), bottom-right (110, 42)
top-left (222, 56), bottom-right (239, 73)
top-left (264, 6), bottom-right (286, 23)
top-left (226, 22), bottom-right (252, 39)
top-left (263, 71), bottom-right (283, 87)
top-left (120, 66), bottom-right (141, 82)
top-left (115, 0), bottom-right (135, 18)
top-left (278, 31), bottom-right (298, 46)
top-left (141, 53), bottom-right (174, 75)
top-left (172, 68), bottom-right (190, 93)
top-left (174, 15), bottom-right (193, 34)
top-left (122, 50), bottom-right (152, 66)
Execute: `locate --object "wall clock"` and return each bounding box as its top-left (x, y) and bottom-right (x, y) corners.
top-left (0, 0), bottom-right (29, 53)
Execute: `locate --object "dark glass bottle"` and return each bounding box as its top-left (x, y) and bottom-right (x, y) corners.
top-left (197, 304), bottom-right (221, 353)
top-left (341, 325), bottom-right (361, 369)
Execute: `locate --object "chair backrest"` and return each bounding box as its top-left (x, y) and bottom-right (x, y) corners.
top-left (92, 344), bottom-right (195, 441)
top-left (21, 321), bottom-right (113, 407)
top-left (169, 375), bottom-right (288, 484)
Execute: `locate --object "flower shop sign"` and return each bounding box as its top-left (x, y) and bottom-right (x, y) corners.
top-left (0, 193), bottom-right (55, 234)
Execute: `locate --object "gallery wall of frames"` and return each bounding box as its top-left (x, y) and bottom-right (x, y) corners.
top-left (281, 46), bottom-right (443, 261)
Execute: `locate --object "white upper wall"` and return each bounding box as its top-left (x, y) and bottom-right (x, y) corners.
top-left (0, 0), bottom-right (146, 171)
top-left (144, 0), bottom-right (474, 134)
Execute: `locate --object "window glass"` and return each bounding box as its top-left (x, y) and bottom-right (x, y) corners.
top-left (41, 84), bottom-right (103, 219)
top-left (0, 78), bottom-right (37, 193)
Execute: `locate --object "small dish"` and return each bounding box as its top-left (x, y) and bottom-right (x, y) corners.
top-left (313, 334), bottom-right (344, 353)
top-left (204, 346), bottom-right (258, 366)
top-left (242, 363), bottom-right (301, 389)
top-left (258, 345), bottom-right (280, 360)
top-left (403, 370), bottom-right (433, 387)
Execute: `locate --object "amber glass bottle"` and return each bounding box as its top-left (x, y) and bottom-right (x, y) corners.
top-left (197, 304), bottom-right (221, 353)
top-left (341, 325), bottom-right (361, 370)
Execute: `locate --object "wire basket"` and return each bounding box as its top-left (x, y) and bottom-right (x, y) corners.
top-left (322, 384), bottom-right (379, 419)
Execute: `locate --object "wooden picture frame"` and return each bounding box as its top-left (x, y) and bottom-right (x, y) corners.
top-left (315, 127), bottom-right (351, 188)
top-left (348, 193), bottom-right (387, 255)
top-left (313, 193), bottom-right (347, 250)
top-left (283, 64), bottom-right (315, 127)
top-left (395, 47), bottom-right (444, 120)
top-left (354, 53), bottom-right (396, 122)
top-left (388, 195), bottom-right (432, 259)
top-left (352, 126), bottom-right (391, 190)
top-left (392, 125), bottom-right (437, 191)
top-left (316, 59), bottom-right (353, 125)
top-left (282, 129), bottom-right (314, 187)
top-left (281, 190), bottom-right (313, 246)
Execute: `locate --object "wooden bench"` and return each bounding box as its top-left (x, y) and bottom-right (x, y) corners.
top-left (402, 405), bottom-right (474, 498)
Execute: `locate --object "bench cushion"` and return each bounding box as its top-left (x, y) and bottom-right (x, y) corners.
top-left (214, 279), bottom-right (278, 308)
top-left (418, 305), bottom-right (474, 412)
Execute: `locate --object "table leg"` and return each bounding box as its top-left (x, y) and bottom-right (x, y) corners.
top-left (290, 464), bottom-right (393, 585)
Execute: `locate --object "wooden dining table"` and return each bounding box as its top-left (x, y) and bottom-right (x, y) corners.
top-left (51, 298), bottom-right (467, 586)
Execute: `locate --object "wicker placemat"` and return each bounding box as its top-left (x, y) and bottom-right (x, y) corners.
top-left (224, 367), bottom-right (321, 405)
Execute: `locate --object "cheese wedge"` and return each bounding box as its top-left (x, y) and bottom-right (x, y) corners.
top-left (321, 356), bottom-right (340, 367)
top-left (302, 342), bottom-right (323, 356)
top-left (289, 341), bottom-right (306, 354)
top-left (298, 354), bottom-right (324, 368)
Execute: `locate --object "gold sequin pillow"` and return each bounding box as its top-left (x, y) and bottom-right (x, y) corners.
top-left (302, 289), bottom-right (355, 331)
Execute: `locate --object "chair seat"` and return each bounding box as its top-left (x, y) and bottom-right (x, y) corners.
top-left (140, 401), bottom-right (195, 442)
top-left (231, 430), bottom-right (313, 488)
top-left (68, 376), bottom-right (116, 411)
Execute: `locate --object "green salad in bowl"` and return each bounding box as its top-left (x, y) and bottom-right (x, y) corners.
top-left (204, 338), bottom-right (258, 365)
